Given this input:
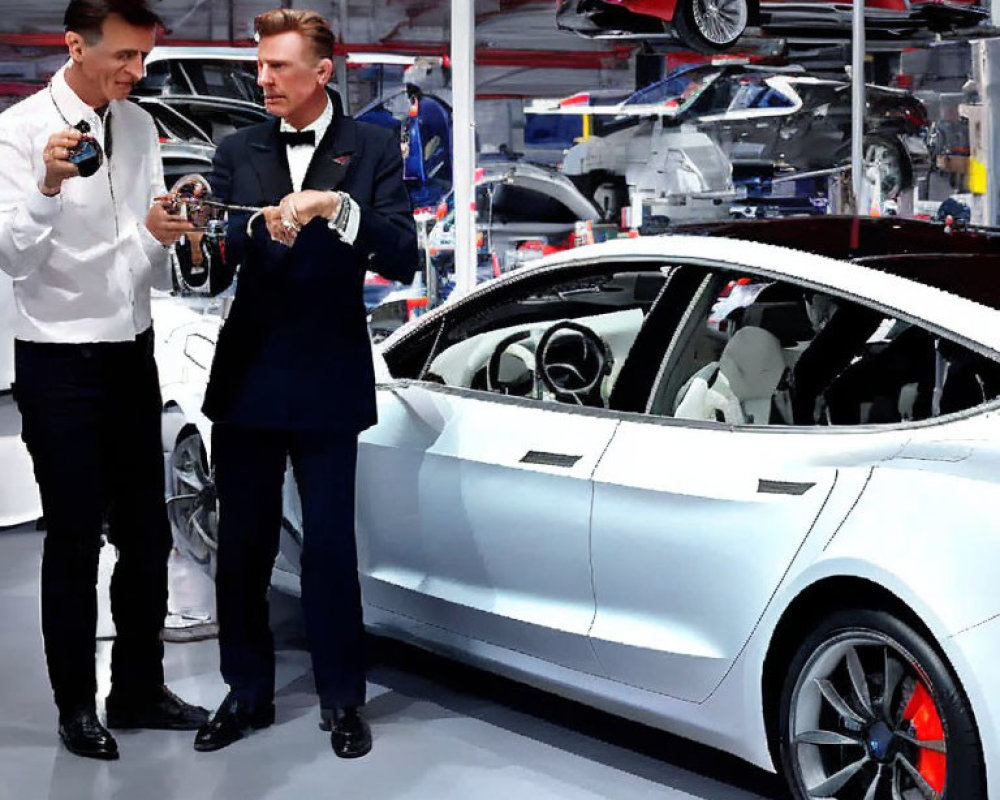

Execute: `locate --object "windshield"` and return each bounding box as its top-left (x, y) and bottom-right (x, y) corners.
top-left (623, 68), bottom-right (722, 113)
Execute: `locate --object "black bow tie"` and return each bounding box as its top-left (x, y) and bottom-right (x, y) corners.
top-left (278, 129), bottom-right (315, 147)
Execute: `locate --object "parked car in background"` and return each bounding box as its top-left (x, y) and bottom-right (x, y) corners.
top-left (133, 93), bottom-right (270, 188)
top-left (155, 215), bottom-right (1000, 800)
top-left (134, 46), bottom-right (261, 104)
top-left (557, 0), bottom-right (986, 50)
top-left (539, 63), bottom-right (929, 209)
top-left (556, 0), bottom-right (751, 53)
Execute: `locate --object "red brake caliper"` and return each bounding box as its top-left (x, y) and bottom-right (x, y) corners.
top-left (902, 681), bottom-right (946, 794)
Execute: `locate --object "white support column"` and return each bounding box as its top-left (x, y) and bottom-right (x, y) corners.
top-left (851, 1), bottom-right (866, 213)
top-left (969, 38), bottom-right (1000, 227)
top-left (451, 0), bottom-right (477, 298)
top-left (335, 0), bottom-right (350, 113)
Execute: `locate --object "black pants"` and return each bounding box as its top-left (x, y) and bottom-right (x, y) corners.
top-left (14, 328), bottom-right (171, 715)
top-left (212, 424), bottom-right (365, 711)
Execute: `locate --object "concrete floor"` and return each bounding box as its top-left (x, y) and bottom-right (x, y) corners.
top-left (0, 524), bottom-right (787, 800)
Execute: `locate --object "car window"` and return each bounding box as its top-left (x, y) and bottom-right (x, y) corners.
top-left (186, 61), bottom-right (263, 104)
top-left (133, 61), bottom-right (171, 95)
top-left (140, 102), bottom-right (211, 143)
top-left (647, 272), bottom-right (1000, 426)
top-left (163, 102), bottom-right (269, 145)
top-left (728, 81), bottom-right (794, 111)
top-left (412, 269), bottom-right (668, 409)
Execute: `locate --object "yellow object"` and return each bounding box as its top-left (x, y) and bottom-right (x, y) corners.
top-left (969, 158), bottom-right (988, 195)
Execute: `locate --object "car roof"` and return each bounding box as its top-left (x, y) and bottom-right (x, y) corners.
top-left (511, 231), bottom-right (1000, 357)
top-left (145, 46), bottom-right (256, 63)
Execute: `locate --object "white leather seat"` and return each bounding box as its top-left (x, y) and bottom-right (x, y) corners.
top-left (674, 326), bottom-right (786, 425)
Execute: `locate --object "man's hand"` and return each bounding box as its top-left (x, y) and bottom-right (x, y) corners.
top-left (262, 205), bottom-right (298, 247)
top-left (145, 201), bottom-right (195, 246)
top-left (278, 190), bottom-right (339, 230)
top-left (39, 128), bottom-right (83, 195)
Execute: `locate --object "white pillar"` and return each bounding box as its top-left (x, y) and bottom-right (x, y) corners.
top-left (851, 1), bottom-right (866, 212)
top-left (451, 0), bottom-right (477, 298)
top-left (969, 38), bottom-right (1000, 226)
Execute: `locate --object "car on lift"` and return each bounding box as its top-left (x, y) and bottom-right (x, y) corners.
top-left (155, 214), bottom-right (1000, 800)
top-left (557, 0), bottom-right (751, 53)
top-left (542, 63), bottom-right (928, 210)
top-left (132, 94), bottom-right (271, 187)
top-left (557, 0), bottom-right (986, 51)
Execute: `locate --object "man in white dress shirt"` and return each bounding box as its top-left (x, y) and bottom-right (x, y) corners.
top-left (0, 0), bottom-right (209, 761)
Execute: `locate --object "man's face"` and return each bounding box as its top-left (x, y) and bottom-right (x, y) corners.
top-left (257, 31), bottom-right (330, 128)
top-left (68, 14), bottom-right (156, 104)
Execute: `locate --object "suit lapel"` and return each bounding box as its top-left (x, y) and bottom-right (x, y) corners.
top-left (303, 90), bottom-right (357, 192)
top-left (248, 119), bottom-right (293, 202)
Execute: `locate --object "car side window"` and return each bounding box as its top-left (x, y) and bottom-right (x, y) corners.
top-left (417, 269), bottom-right (667, 409)
top-left (647, 273), bottom-right (1000, 426)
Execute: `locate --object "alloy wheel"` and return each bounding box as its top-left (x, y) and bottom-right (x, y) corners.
top-left (166, 430), bottom-right (218, 573)
top-left (690, 0), bottom-right (748, 46)
top-left (788, 630), bottom-right (947, 799)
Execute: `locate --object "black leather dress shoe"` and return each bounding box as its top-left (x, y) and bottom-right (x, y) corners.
top-left (193, 692), bottom-right (275, 752)
top-left (106, 685), bottom-right (210, 731)
top-left (59, 708), bottom-right (119, 760)
top-left (323, 707), bottom-right (372, 759)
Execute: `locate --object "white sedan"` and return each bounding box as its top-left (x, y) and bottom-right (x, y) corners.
top-left (155, 217), bottom-right (1000, 800)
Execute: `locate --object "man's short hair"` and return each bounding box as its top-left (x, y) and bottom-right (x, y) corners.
top-left (64, 0), bottom-right (164, 43)
top-left (254, 9), bottom-right (335, 63)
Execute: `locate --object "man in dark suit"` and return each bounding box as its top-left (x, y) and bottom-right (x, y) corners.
top-left (192, 9), bottom-right (417, 758)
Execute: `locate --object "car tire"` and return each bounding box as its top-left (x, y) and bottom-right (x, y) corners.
top-left (778, 608), bottom-right (985, 800)
top-left (673, 0), bottom-right (748, 53)
top-left (165, 427), bottom-right (218, 576)
top-left (863, 134), bottom-right (914, 201)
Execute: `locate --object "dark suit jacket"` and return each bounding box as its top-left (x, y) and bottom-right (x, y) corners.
top-left (202, 91), bottom-right (417, 432)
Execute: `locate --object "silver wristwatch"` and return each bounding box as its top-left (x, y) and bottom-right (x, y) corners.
top-left (327, 191), bottom-right (351, 234)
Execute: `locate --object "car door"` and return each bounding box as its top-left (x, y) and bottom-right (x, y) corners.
top-left (357, 265), bottom-right (654, 674)
top-left (587, 267), bottom-right (908, 701)
top-left (700, 76), bottom-right (800, 165)
top-left (360, 383), bottom-right (616, 673)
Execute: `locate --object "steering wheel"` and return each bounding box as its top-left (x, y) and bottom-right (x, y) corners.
top-left (536, 321), bottom-right (612, 405)
top-left (486, 330), bottom-right (537, 396)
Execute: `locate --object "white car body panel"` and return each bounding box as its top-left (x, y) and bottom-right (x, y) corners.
top-left (359, 385), bottom-right (617, 674)
top-left (590, 421), bottom-right (871, 702)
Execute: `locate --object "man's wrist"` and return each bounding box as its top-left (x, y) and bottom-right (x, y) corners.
top-left (38, 180), bottom-right (61, 198)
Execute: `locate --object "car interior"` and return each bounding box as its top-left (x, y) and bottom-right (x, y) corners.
top-left (419, 268), bottom-right (668, 407)
top-left (385, 261), bottom-right (1000, 425)
top-left (652, 270), bottom-right (1000, 426)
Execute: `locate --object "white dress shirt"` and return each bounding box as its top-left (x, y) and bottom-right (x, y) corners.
top-left (279, 96), bottom-right (360, 244)
top-left (0, 62), bottom-right (170, 343)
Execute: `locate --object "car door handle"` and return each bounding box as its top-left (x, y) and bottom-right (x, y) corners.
top-left (757, 479), bottom-right (815, 496)
top-left (520, 450), bottom-right (582, 468)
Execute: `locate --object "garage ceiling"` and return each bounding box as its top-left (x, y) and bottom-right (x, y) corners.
top-left (0, 0), bottom-right (615, 53)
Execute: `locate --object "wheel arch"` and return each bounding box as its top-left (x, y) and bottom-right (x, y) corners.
top-left (760, 575), bottom-right (955, 770)
top-left (161, 401), bottom-right (187, 452)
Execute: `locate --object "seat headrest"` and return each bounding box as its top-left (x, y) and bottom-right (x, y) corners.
top-left (740, 300), bottom-right (815, 346)
top-left (719, 326), bottom-right (786, 400)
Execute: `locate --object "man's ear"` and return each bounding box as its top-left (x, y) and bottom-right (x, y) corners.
top-left (317, 57), bottom-right (334, 85)
top-left (65, 31), bottom-right (87, 63)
